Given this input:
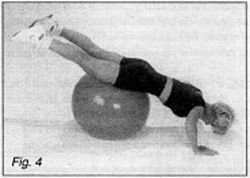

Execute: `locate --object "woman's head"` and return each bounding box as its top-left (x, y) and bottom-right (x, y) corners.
top-left (210, 102), bottom-right (235, 135)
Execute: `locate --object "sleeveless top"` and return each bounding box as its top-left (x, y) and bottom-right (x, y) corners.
top-left (163, 79), bottom-right (206, 117)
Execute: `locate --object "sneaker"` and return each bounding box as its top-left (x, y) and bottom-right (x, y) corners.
top-left (12, 25), bottom-right (46, 50)
top-left (28, 14), bottom-right (61, 36)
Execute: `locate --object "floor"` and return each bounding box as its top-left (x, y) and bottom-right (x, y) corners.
top-left (4, 116), bottom-right (245, 175)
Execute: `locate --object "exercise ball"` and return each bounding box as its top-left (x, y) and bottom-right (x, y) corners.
top-left (72, 75), bottom-right (150, 140)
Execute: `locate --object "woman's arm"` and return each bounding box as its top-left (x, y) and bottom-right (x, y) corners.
top-left (185, 106), bottom-right (219, 156)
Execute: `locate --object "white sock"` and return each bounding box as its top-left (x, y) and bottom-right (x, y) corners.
top-left (54, 26), bottom-right (63, 36)
top-left (41, 36), bottom-right (53, 49)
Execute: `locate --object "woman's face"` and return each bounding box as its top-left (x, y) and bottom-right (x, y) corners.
top-left (211, 113), bottom-right (231, 135)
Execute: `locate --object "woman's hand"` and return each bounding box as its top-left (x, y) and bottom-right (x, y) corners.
top-left (186, 107), bottom-right (219, 156)
top-left (194, 145), bottom-right (219, 156)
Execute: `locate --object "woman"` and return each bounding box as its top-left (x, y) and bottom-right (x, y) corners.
top-left (12, 15), bottom-right (235, 156)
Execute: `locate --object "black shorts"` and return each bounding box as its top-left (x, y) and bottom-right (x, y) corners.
top-left (114, 57), bottom-right (167, 97)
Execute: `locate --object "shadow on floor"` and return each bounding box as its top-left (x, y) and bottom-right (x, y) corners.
top-left (58, 120), bottom-right (240, 155)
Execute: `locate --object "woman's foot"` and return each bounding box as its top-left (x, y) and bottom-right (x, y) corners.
top-left (12, 25), bottom-right (52, 50)
top-left (28, 14), bottom-right (62, 36)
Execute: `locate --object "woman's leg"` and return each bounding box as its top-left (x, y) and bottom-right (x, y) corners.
top-left (59, 28), bottom-right (124, 64)
top-left (26, 15), bottom-right (123, 63)
top-left (49, 39), bottom-right (120, 84)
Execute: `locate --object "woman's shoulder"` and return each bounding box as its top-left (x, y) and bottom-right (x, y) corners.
top-left (190, 106), bottom-right (205, 117)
